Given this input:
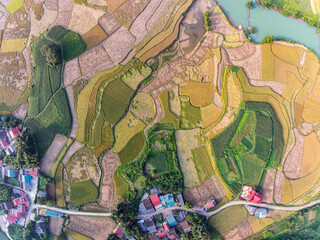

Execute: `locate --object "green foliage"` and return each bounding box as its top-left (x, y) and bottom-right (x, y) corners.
top-left (70, 180), bottom-right (98, 206)
top-left (191, 146), bottom-right (214, 182)
top-left (0, 185), bottom-right (13, 202)
top-left (46, 26), bottom-right (70, 42)
top-left (185, 202), bottom-right (192, 210)
top-left (106, 235), bottom-right (120, 240)
top-left (255, 111), bottom-right (272, 139)
top-left (40, 44), bottom-right (62, 67)
top-left (263, 35), bottom-right (275, 43)
top-left (241, 137), bottom-right (253, 150)
top-left (254, 136), bottom-right (272, 161)
top-left (4, 131), bottom-right (39, 170)
top-left (101, 79), bottom-right (134, 124)
top-left (0, 115), bottom-right (21, 130)
top-left (186, 213), bottom-right (208, 239)
top-left (118, 132), bottom-right (145, 164)
top-left (230, 65), bottom-right (240, 72)
top-left (246, 1), bottom-right (253, 8)
top-left (58, 31), bottom-right (86, 61)
top-left (204, 11), bottom-right (211, 31)
top-left (180, 97), bottom-right (202, 129)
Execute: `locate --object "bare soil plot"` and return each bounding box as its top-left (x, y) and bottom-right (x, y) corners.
top-left (30, 6), bottom-right (57, 38)
top-left (58, 0), bottom-right (73, 11)
top-left (78, 44), bottom-right (114, 79)
top-left (249, 80), bottom-right (284, 96)
top-left (114, 0), bottom-right (149, 29)
top-left (51, 11), bottom-right (71, 28)
top-left (88, 0), bottom-right (107, 7)
top-left (98, 10), bottom-right (122, 35)
top-left (68, 216), bottom-right (116, 240)
top-left (183, 175), bottom-right (226, 206)
top-left (283, 128), bottom-right (304, 179)
top-left (62, 140), bottom-right (84, 165)
top-left (211, 6), bottom-right (238, 37)
top-left (129, 0), bottom-right (161, 44)
top-left (47, 184), bottom-right (55, 199)
top-left (226, 42), bottom-right (256, 61)
top-left (273, 170), bottom-right (284, 204)
top-left (187, 31), bottom-right (213, 65)
top-left (261, 169), bottom-right (276, 204)
top-left (0, 52), bottom-right (28, 105)
top-left (49, 217), bottom-right (64, 236)
top-left (40, 134), bottom-right (68, 176)
top-left (82, 25), bottom-right (108, 49)
top-left (216, 47), bottom-right (231, 94)
top-left (101, 26), bottom-right (135, 65)
top-left (65, 86), bottom-right (78, 138)
top-left (45, 0), bottom-right (58, 10)
top-left (142, 64), bottom-right (177, 93)
top-left (68, 5), bottom-right (104, 35)
top-left (64, 58), bottom-right (81, 87)
top-left (223, 219), bottom-right (254, 240)
top-left (106, 0), bottom-right (126, 13)
top-left (82, 203), bottom-right (109, 212)
top-left (3, 7), bottom-right (30, 40)
top-left (146, 0), bottom-right (171, 31)
top-left (12, 103), bottom-right (28, 121)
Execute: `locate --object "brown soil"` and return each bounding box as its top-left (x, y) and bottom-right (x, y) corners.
top-left (49, 217), bottom-right (64, 236)
top-left (68, 216), bottom-right (117, 240)
top-left (261, 169), bottom-right (276, 204)
top-left (223, 219), bottom-right (254, 240)
top-left (63, 58), bottom-right (81, 87)
top-left (40, 134), bottom-right (68, 176)
top-left (3, 7), bottom-right (30, 40)
top-left (98, 10), bottom-right (122, 35)
top-left (183, 175), bottom-right (226, 207)
top-left (99, 151), bottom-right (121, 209)
top-left (12, 103), bottom-right (28, 121)
top-left (47, 184), bottom-right (56, 199)
top-left (274, 170), bottom-right (285, 204)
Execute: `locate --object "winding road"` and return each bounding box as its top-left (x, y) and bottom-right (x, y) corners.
top-left (34, 199), bottom-right (320, 219)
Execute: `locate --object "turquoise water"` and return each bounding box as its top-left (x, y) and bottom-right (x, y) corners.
top-left (218, 0), bottom-right (320, 58)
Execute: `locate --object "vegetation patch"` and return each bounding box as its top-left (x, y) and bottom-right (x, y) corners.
top-left (180, 81), bottom-right (214, 107)
top-left (113, 171), bottom-right (128, 198)
top-left (64, 228), bottom-right (93, 240)
top-left (82, 25), bottom-right (107, 49)
top-left (70, 180), bottom-right (98, 206)
top-left (118, 131), bottom-right (145, 164)
top-left (1, 38), bottom-right (27, 53)
top-left (159, 91), bottom-right (180, 129)
top-left (55, 163), bottom-right (65, 207)
top-left (180, 96), bottom-right (202, 129)
top-left (58, 31), bottom-right (87, 62)
top-left (191, 146), bottom-right (214, 182)
top-left (5, 0), bottom-right (24, 14)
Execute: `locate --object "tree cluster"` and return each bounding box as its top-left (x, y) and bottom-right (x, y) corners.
top-left (4, 131), bottom-right (39, 170)
top-left (8, 221), bottom-right (48, 240)
top-left (185, 213), bottom-right (208, 239)
top-left (0, 184), bottom-right (13, 202)
top-left (40, 44), bottom-right (62, 67)
top-left (0, 115), bottom-right (21, 131)
top-left (204, 11), bottom-right (211, 31)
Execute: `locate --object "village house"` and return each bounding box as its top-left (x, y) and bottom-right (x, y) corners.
top-left (150, 194), bottom-right (164, 211)
top-left (0, 126), bottom-right (20, 156)
top-left (1, 201), bottom-right (14, 211)
top-left (139, 198), bottom-right (156, 215)
top-left (145, 218), bottom-right (157, 233)
top-left (245, 205), bottom-right (268, 218)
top-left (240, 186), bottom-right (262, 204)
top-left (35, 219), bottom-right (46, 235)
top-left (179, 219), bottom-right (192, 233)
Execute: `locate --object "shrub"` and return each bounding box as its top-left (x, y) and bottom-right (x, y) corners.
top-left (58, 31), bottom-right (86, 61)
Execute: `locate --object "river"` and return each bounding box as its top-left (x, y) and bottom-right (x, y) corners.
top-left (217, 0), bottom-right (320, 58)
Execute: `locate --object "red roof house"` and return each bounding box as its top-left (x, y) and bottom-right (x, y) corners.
top-left (240, 186), bottom-right (262, 204)
top-left (6, 213), bottom-right (17, 224)
top-left (150, 194), bottom-right (163, 211)
top-left (9, 127), bottom-right (20, 139)
top-left (14, 210), bottom-right (25, 219)
top-left (20, 205), bottom-right (27, 213)
top-left (157, 230), bottom-right (166, 238)
top-left (113, 226), bottom-right (124, 239)
top-left (205, 200), bottom-right (216, 210)
top-left (13, 198), bottom-right (24, 206)
top-left (252, 195), bottom-right (262, 204)
top-left (0, 140), bottom-right (8, 149)
top-left (28, 168), bottom-right (39, 178)
top-left (167, 228), bottom-right (179, 239)
top-left (163, 223), bottom-right (170, 232)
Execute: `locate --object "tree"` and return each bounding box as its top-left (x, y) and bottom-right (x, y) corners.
top-left (4, 131), bottom-right (39, 170)
top-left (246, 1), bottom-right (253, 8)
top-left (106, 234), bottom-right (120, 240)
top-left (185, 201), bottom-right (192, 210)
top-left (40, 44), bottom-right (61, 67)
top-left (54, 232), bottom-right (68, 240)
top-left (0, 184), bottom-right (13, 202)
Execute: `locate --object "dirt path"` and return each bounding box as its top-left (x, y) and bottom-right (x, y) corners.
top-left (65, 86), bottom-right (78, 138)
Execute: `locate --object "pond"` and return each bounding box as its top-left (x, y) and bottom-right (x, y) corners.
top-left (217, 0), bottom-right (320, 58)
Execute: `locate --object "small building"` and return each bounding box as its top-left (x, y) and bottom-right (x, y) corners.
top-left (148, 235), bottom-right (159, 240)
top-left (163, 223), bottom-right (170, 232)
top-left (5, 145), bottom-right (15, 155)
top-left (13, 197), bottom-right (24, 206)
top-left (157, 230), bottom-right (166, 238)
top-left (6, 213), bottom-right (17, 224)
top-left (177, 194), bottom-right (185, 207)
top-left (37, 191), bottom-right (47, 198)
top-left (28, 168), bottom-right (39, 178)
top-left (245, 205), bottom-right (267, 218)
top-left (113, 225), bottom-right (125, 239)
top-left (0, 140), bottom-right (8, 149)
top-left (1, 201), bottom-right (14, 211)
top-left (137, 219), bottom-right (147, 232)
top-left (175, 210), bottom-right (187, 222)
top-left (13, 209), bottom-right (26, 219)
top-left (240, 186), bottom-right (262, 204)
top-left (150, 194), bottom-right (164, 211)
top-left (179, 220), bottom-right (192, 233)
top-left (167, 228), bottom-right (179, 240)
top-left (36, 220), bottom-right (46, 235)
top-left (5, 168), bottom-right (15, 178)
top-left (205, 200), bottom-right (216, 210)
top-left (145, 218), bottom-right (157, 233)
top-left (19, 174), bottom-right (31, 183)
top-left (20, 191), bottom-right (29, 208)
top-left (164, 194), bottom-right (175, 207)
top-left (139, 198), bottom-right (155, 215)
top-left (159, 195), bottom-right (167, 208)
top-left (8, 127), bottom-right (20, 140)
top-left (166, 216), bottom-right (178, 227)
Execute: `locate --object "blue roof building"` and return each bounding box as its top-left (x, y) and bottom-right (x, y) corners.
top-left (167, 215), bottom-right (178, 227)
top-left (20, 175), bottom-right (31, 183)
top-left (6, 169), bottom-right (15, 178)
top-left (159, 196), bottom-right (166, 207)
top-left (45, 210), bottom-right (63, 218)
top-left (164, 194), bottom-right (175, 207)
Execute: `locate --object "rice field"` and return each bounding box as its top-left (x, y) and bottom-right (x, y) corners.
top-left (180, 81), bottom-right (214, 107)
top-left (70, 180), bottom-right (98, 206)
top-left (1, 38), bottom-right (27, 52)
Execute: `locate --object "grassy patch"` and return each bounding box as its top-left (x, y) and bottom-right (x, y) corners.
top-left (64, 228), bottom-right (92, 240)
top-left (46, 26), bottom-right (70, 42)
top-left (180, 81), bottom-right (214, 107)
top-left (209, 206), bottom-right (247, 235)
top-left (82, 25), bottom-right (107, 49)
top-left (254, 136), bottom-right (272, 162)
top-left (101, 79), bottom-right (134, 124)
top-left (118, 131), bottom-right (145, 164)
top-left (180, 97), bottom-right (202, 129)
top-left (70, 180), bottom-right (98, 206)
top-left (192, 146), bottom-right (214, 182)
top-left (159, 91), bottom-right (180, 129)
top-left (58, 31), bottom-right (86, 61)
top-left (242, 154), bottom-right (265, 186)
top-left (255, 111), bottom-right (272, 139)
top-left (5, 0), bottom-right (24, 14)
top-left (55, 163), bottom-right (65, 207)
top-left (113, 171), bottom-right (127, 198)
top-left (1, 38), bottom-right (27, 52)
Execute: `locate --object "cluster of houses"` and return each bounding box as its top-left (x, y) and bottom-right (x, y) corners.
top-left (2, 166), bottom-right (38, 191)
top-left (1, 190), bottom-right (30, 226)
top-left (0, 126), bottom-right (20, 155)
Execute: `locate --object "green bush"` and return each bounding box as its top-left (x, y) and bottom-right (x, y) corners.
top-left (58, 31), bottom-right (86, 61)
top-left (118, 132), bottom-right (145, 164)
top-left (46, 26), bottom-right (70, 42)
top-left (254, 136), bottom-right (272, 162)
top-left (255, 111), bottom-right (272, 139)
